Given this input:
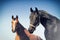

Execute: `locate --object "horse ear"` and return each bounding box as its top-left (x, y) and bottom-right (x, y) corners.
top-left (16, 15), bottom-right (18, 19)
top-left (35, 7), bottom-right (38, 12)
top-left (30, 8), bottom-right (33, 12)
top-left (12, 15), bottom-right (14, 19)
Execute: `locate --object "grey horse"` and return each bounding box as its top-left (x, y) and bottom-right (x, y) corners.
top-left (28, 7), bottom-right (60, 40)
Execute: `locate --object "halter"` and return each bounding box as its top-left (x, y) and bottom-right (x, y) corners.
top-left (30, 12), bottom-right (40, 30)
top-left (30, 24), bottom-right (35, 28)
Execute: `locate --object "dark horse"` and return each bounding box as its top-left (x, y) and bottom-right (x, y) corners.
top-left (11, 15), bottom-right (42, 40)
top-left (28, 7), bottom-right (60, 40)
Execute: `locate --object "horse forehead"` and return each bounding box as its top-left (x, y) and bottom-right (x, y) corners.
top-left (13, 18), bottom-right (16, 20)
top-left (31, 12), bottom-right (37, 16)
top-left (12, 19), bottom-right (16, 23)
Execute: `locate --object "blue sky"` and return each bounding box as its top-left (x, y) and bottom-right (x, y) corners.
top-left (0, 0), bottom-right (60, 40)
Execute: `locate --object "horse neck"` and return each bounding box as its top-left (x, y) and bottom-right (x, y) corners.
top-left (39, 10), bottom-right (57, 29)
top-left (40, 16), bottom-right (48, 28)
top-left (24, 29), bottom-right (31, 37)
top-left (39, 10), bottom-right (49, 28)
top-left (16, 22), bottom-right (24, 35)
top-left (16, 22), bottom-right (30, 37)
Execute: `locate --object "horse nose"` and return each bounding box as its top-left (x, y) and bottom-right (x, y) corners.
top-left (28, 29), bottom-right (33, 33)
top-left (12, 29), bottom-right (13, 32)
top-left (28, 27), bottom-right (35, 33)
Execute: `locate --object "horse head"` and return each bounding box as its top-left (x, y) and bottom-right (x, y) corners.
top-left (28, 7), bottom-right (40, 33)
top-left (11, 15), bottom-right (19, 33)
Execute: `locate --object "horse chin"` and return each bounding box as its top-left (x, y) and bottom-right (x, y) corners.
top-left (28, 28), bottom-right (35, 33)
top-left (28, 30), bottom-right (33, 33)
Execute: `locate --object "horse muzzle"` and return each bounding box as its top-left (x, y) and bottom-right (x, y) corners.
top-left (12, 29), bottom-right (16, 33)
top-left (28, 26), bottom-right (36, 33)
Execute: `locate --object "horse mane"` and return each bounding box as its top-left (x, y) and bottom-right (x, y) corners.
top-left (16, 22), bottom-right (30, 40)
top-left (39, 10), bottom-right (60, 20)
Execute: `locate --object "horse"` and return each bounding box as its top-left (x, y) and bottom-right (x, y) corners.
top-left (28, 7), bottom-right (60, 40)
top-left (11, 15), bottom-right (42, 40)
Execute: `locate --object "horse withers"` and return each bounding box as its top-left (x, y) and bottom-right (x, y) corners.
top-left (11, 15), bottom-right (42, 40)
top-left (28, 7), bottom-right (60, 40)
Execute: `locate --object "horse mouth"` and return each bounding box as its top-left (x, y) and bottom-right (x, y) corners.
top-left (28, 29), bottom-right (34, 33)
top-left (28, 28), bottom-right (35, 33)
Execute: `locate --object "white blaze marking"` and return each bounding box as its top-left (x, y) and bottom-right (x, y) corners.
top-left (13, 20), bottom-right (16, 31)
